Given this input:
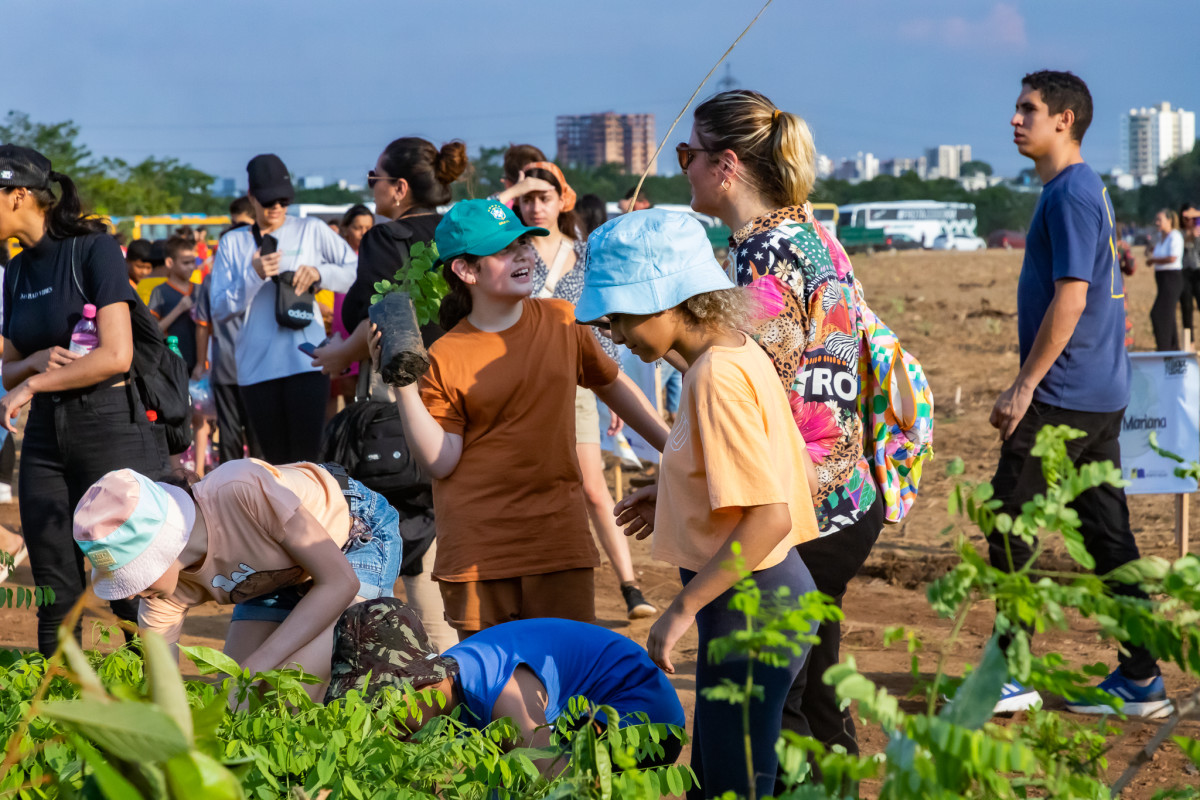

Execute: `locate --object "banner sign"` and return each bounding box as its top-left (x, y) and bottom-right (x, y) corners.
top-left (1120, 351), bottom-right (1200, 495)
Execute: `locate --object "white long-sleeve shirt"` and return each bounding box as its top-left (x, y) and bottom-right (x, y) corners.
top-left (210, 216), bottom-right (357, 385)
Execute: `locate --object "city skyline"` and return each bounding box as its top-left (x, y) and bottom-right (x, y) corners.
top-left (4, 1), bottom-right (1198, 192)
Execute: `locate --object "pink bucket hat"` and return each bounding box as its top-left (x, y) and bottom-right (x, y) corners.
top-left (73, 470), bottom-right (196, 601)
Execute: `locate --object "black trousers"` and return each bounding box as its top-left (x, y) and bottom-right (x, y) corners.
top-left (1178, 269), bottom-right (1200, 332)
top-left (20, 385), bottom-right (170, 655)
top-left (779, 495), bottom-right (884, 762)
top-left (213, 381), bottom-right (260, 464)
top-left (1151, 270), bottom-right (1183, 351)
top-left (239, 371), bottom-right (329, 464)
top-left (987, 401), bottom-right (1158, 680)
top-left (0, 433), bottom-right (14, 485)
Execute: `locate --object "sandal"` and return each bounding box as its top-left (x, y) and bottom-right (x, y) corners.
top-left (0, 543), bottom-right (27, 584)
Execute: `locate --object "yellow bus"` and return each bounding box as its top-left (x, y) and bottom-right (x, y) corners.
top-left (810, 203), bottom-right (839, 240)
top-left (131, 214), bottom-right (229, 245)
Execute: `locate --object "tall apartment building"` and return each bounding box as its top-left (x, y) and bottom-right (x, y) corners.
top-left (555, 113), bottom-right (657, 175)
top-left (881, 156), bottom-right (927, 178)
top-left (925, 144), bottom-right (972, 179)
top-left (1120, 103), bottom-right (1195, 182)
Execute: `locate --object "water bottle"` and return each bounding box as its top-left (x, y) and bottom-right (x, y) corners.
top-left (68, 304), bottom-right (99, 355)
top-left (166, 336), bottom-right (183, 359)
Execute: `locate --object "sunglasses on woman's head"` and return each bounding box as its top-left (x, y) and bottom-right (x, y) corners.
top-left (676, 142), bottom-right (714, 172)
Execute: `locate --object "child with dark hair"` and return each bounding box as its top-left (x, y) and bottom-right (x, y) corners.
top-left (148, 235), bottom-right (200, 373)
top-left (581, 209), bottom-right (820, 799)
top-left (125, 239), bottom-right (154, 289)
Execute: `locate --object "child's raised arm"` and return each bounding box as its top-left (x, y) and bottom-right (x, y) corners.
top-left (593, 372), bottom-right (669, 453)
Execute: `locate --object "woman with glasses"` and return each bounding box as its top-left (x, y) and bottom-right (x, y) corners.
top-left (678, 90), bottom-right (884, 774)
top-left (209, 153), bottom-right (357, 464)
top-left (0, 143), bottom-right (170, 654)
top-left (311, 137), bottom-right (467, 652)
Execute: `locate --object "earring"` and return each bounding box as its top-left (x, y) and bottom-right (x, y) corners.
top-left (720, 178), bottom-right (731, 191)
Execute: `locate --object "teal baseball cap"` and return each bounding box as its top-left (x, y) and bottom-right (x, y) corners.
top-left (435, 199), bottom-right (548, 262)
top-left (575, 209), bottom-right (734, 323)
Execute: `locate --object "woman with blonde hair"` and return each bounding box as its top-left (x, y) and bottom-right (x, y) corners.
top-left (679, 89), bottom-right (884, 767)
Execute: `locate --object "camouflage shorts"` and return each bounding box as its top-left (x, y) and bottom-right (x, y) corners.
top-left (324, 597), bottom-right (459, 704)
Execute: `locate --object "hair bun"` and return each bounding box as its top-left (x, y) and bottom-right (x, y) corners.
top-left (434, 141), bottom-right (469, 185)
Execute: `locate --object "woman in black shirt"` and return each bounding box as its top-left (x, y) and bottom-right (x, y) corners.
top-left (0, 144), bottom-right (169, 654)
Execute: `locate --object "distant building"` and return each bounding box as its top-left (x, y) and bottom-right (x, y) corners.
top-left (815, 153), bottom-right (834, 179)
top-left (1119, 103), bottom-right (1195, 183)
top-left (556, 112), bottom-right (657, 175)
top-left (299, 175), bottom-right (326, 190)
top-left (855, 151), bottom-right (879, 182)
top-left (958, 173), bottom-right (1004, 192)
top-left (210, 177), bottom-right (236, 197)
top-left (881, 157), bottom-right (926, 178)
top-left (925, 144), bottom-right (972, 180)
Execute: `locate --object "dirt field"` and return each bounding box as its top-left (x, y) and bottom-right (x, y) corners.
top-left (1, 250), bottom-right (1197, 797)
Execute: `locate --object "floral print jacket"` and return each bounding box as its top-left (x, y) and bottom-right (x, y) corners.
top-left (731, 207), bottom-right (876, 535)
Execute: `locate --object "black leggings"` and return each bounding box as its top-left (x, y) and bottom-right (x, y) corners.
top-left (1151, 270), bottom-right (1183, 351)
top-left (1178, 269), bottom-right (1200, 332)
top-left (239, 371), bottom-right (330, 464)
top-left (780, 495), bottom-right (884, 766)
top-left (213, 381), bottom-right (261, 464)
top-left (0, 433), bottom-right (14, 485)
top-left (20, 385), bottom-right (170, 655)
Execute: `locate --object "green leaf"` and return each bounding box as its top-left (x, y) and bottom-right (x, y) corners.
top-left (180, 645), bottom-right (245, 677)
top-left (58, 626), bottom-right (109, 702)
top-left (68, 732), bottom-right (143, 800)
top-left (40, 698), bottom-right (191, 762)
top-left (143, 631), bottom-right (193, 746)
top-left (1173, 734), bottom-right (1200, 768)
top-left (940, 635), bottom-right (1007, 730)
top-left (165, 750), bottom-right (245, 800)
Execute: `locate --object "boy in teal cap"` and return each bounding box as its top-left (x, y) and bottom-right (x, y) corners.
top-left (372, 199), bottom-right (669, 639)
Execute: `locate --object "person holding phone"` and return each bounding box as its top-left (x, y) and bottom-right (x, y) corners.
top-left (209, 154), bottom-right (357, 464)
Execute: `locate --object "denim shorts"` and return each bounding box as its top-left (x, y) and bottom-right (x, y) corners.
top-left (230, 475), bottom-right (403, 624)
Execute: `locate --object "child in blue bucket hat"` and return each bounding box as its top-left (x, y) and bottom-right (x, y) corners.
top-left (577, 208), bottom-right (822, 799)
top-left (370, 199), bottom-right (669, 638)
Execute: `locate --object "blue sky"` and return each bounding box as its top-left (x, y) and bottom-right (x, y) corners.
top-left (5, 0), bottom-right (1198, 188)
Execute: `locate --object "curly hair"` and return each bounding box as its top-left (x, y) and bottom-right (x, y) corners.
top-left (677, 288), bottom-right (752, 331)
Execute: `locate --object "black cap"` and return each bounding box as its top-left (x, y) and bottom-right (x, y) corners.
top-left (0, 144), bottom-right (52, 190)
top-left (246, 154), bottom-right (294, 205)
top-left (149, 239), bottom-right (167, 267)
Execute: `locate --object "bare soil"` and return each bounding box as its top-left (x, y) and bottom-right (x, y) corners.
top-left (1, 250), bottom-right (1196, 797)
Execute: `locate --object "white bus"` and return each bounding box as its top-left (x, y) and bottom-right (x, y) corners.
top-left (837, 200), bottom-right (977, 248)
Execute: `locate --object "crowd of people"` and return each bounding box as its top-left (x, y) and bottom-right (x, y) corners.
top-left (1148, 203), bottom-right (1200, 351)
top-left (0, 70), bottom-right (1180, 797)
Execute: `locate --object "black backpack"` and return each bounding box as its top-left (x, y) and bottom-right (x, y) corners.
top-left (67, 237), bottom-right (193, 454)
top-left (320, 399), bottom-right (435, 575)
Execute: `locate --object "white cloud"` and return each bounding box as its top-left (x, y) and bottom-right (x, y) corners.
top-left (899, 2), bottom-right (1027, 49)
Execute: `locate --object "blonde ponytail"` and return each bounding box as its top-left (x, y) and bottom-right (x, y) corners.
top-left (693, 89), bottom-right (817, 208)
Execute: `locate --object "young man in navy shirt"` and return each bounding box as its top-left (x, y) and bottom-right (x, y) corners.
top-left (987, 70), bottom-right (1170, 718)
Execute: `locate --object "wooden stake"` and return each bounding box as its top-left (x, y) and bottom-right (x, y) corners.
top-left (1176, 493), bottom-right (1190, 558)
top-left (613, 462), bottom-right (624, 503)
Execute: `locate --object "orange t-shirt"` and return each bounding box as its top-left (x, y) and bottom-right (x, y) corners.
top-left (138, 460), bottom-right (350, 641)
top-left (420, 298), bottom-right (619, 582)
top-left (653, 337), bottom-right (818, 573)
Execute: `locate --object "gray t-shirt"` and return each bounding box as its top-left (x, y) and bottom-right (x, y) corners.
top-left (209, 216), bottom-right (357, 386)
top-left (192, 275), bottom-right (239, 385)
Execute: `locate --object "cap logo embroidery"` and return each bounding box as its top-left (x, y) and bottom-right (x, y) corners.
top-left (488, 205), bottom-right (507, 221)
top-left (89, 549), bottom-right (117, 568)
top-left (0, 170), bottom-right (12, 180)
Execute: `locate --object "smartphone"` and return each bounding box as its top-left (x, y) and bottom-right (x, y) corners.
top-left (260, 234), bottom-right (278, 256)
top-left (297, 341), bottom-right (317, 357)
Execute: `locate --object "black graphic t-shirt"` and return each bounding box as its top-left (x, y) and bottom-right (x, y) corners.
top-left (2, 233), bottom-right (136, 358)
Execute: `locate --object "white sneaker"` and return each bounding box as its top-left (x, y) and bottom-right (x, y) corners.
top-left (994, 681), bottom-right (1043, 714)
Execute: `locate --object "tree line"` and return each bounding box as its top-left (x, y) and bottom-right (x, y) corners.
top-left (4, 111), bottom-right (1195, 237)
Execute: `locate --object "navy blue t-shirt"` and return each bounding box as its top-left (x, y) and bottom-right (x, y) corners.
top-left (1017, 163), bottom-right (1130, 412)
top-left (445, 619), bottom-right (685, 731)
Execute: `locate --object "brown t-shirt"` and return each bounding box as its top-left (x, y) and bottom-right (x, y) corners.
top-left (420, 298), bottom-right (619, 582)
top-left (139, 460), bottom-right (351, 642)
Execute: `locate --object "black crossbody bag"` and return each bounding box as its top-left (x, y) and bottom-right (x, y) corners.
top-left (252, 224), bottom-right (319, 330)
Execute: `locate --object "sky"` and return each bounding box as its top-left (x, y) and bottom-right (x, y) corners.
top-left (5, 0), bottom-right (1199, 190)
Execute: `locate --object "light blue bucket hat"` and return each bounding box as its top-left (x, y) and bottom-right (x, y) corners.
top-left (575, 208), bottom-right (734, 324)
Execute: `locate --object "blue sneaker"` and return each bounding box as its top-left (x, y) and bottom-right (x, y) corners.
top-left (1064, 670), bottom-right (1174, 719)
top-left (993, 680), bottom-right (1042, 714)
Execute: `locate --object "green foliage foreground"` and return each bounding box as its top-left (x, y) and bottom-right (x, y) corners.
top-left (3, 425), bottom-right (1200, 799)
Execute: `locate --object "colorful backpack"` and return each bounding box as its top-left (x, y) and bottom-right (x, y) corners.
top-left (813, 221), bottom-right (934, 523)
top-left (852, 278), bottom-right (935, 523)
